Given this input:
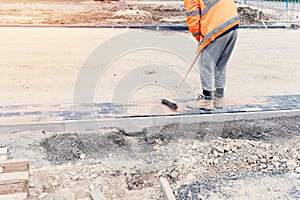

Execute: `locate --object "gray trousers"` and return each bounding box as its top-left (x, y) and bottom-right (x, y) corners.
top-left (199, 29), bottom-right (238, 97)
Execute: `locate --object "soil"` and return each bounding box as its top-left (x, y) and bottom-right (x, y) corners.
top-left (0, 0), bottom-right (269, 25)
top-left (1, 116), bottom-right (299, 199)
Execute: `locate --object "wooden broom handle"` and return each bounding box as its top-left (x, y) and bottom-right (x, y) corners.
top-left (171, 51), bottom-right (201, 99)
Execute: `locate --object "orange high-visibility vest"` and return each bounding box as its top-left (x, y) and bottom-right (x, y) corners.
top-left (184, 0), bottom-right (240, 52)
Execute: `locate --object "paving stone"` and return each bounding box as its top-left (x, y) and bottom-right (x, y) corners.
top-left (0, 95), bottom-right (299, 125)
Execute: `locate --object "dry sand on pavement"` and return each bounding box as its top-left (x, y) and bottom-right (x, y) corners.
top-left (0, 28), bottom-right (299, 106)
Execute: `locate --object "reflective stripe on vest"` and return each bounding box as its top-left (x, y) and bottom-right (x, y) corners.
top-left (203, 0), bottom-right (210, 5)
top-left (186, 9), bottom-right (201, 17)
top-left (202, 0), bottom-right (220, 16)
top-left (186, 0), bottom-right (220, 17)
top-left (199, 16), bottom-right (239, 47)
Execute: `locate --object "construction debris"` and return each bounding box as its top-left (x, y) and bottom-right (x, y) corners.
top-left (0, 116), bottom-right (298, 199)
top-left (89, 190), bottom-right (108, 200)
top-left (0, 148), bottom-right (29, 200)
top-left (238, 6), bottom-right (270, 24)
top-left (0, 1), bottom-right (272, 25)
top-left (159, 177), bottom-right (176, 200)
top-left (0, 148), bottom-right (7, 161)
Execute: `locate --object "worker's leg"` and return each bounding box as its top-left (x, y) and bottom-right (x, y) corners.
top-left (199, 32), bottom-right (233, 98)
top-left (199, 49), bottom-right (214, 99)
top-left (214, 29), bottom-right (238, 98)
top-left (187, 34), bottom-right (231, 110)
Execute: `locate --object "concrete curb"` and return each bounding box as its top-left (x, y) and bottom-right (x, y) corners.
top-left (0, 109), bottom-right (299, 133)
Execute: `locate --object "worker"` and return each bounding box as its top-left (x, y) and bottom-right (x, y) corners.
top-left (184, 0), bottom-right (240, 110)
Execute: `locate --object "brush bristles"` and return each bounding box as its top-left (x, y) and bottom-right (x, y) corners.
top-left (161, 98), bottom-right (178, 110)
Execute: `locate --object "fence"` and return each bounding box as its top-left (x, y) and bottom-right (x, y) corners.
top-left (237, 0), bottom-right (300, 23)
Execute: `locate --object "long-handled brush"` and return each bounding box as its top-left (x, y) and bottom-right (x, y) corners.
top-left (161, 51), bottom-right (201, 110)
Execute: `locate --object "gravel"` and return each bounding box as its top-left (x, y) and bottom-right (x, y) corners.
top-left (175, 172), bottom-right (300, 200)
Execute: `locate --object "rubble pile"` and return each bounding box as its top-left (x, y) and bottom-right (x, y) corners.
top-left (0, 1), bottom-right (272, 25)
top-left (168, 136), bottom-right (300, 199)
top-left (238, 6), bottom-right (270, 24)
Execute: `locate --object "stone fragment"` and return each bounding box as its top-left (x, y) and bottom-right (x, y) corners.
top-left (191, 143), bottom-right (198, 150)
top-left (153, 146), bottom-right (160, 150)
top-left (224, 145), bottom-right (230, 152)
top-left (89, 184), bottom-right (95, 191)
top-left (260, 163), bottom-right (267, 169)
top-left (55, 188), bottom-right (75, 199)
top-left (154, 139), bottom-right (164, 146)
top-left (265, 143), bottom-right (272, 149)
top-left (170, 171), bottom-right (178, 179)
top-left (232, 146), bottom-right (238, 153)
top-left (51, 181), bottom-right (58, 187)
top-left (248, 155), bottom-right (258, 164)
top-left (184, 173), bottom-right (195, 183)
top-left (213, 150), bottom-right (219, 158)
top-left (260, 158), bottom-right (267, 163)
top-left (38, 192), bottom-right (48, 199)
top-left (272, 156), bottom-right (280, 162)
top-left (214, 158), bottom-right (219, 165)
top-left (91, 173), bottom-right (98, 179)
top-left (90, 189), bottom-right (108, 200)
top-left (273, 162), bottom-right (280, 168)
top-left (72, 175), bottom-right (79, 181)
top-left (286, 160), bottom-right (297, 170)
top-left (215, 146), bottom-right (224, 153)
top-left (80, 154), bottom-right (86, 160)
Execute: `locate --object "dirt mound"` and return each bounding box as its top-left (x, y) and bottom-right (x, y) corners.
top-left (238, 6), bottom-right (270, 24)
top-left (40, 133), bottom-right (87, 164)
top-left (0, 1), bottom-right (270, 25)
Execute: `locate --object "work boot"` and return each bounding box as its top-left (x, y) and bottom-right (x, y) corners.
top-left (186, 95), bottom-right (214, 110)
top-left (214, 97), bottom-right (225, 109)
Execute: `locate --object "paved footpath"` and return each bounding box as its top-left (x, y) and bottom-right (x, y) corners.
top-left (0, 94), bottom-right (299, 133)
